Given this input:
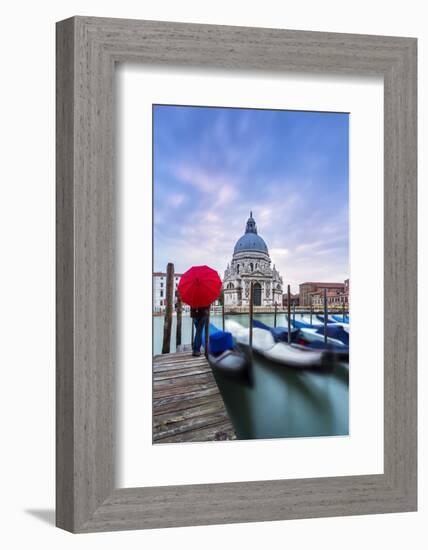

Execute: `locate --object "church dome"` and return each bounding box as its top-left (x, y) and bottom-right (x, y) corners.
top-left (233, 212), bottom-right (269, 255)
top-left (234, 233), bottom-right (268, 254)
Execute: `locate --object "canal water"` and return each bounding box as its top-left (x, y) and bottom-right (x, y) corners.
top-left (153, 314), bottom-right (349, 440)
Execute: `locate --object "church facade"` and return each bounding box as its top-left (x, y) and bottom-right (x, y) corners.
top-left (223, 212), bottom-right (283, 307)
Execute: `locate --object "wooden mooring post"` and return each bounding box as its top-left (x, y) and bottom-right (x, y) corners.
top-left (162, 262), bottom-right (174, 354)
top-left (222, 301), bottom-right (225, 331)
top-left (204, 306), bottom-right (210, 359)
top-left (310, 296), bottom-right (313, 326)
top-left (274, 302), bottom-right (277, 328)
top-left (293, 302), bottom-right (296, 323)
top-left (323, 287), bottom-right (328, 345)
top-left (176, 293), bottom-right (182, 348)
top-left (191, 317), bottom-right (194, 348)
top-left (249, 282), bottom-right (254, 352)
top-left (342, 301), bottom-right (346, 322)
top-left (287, 284), bottom-right (291, 343)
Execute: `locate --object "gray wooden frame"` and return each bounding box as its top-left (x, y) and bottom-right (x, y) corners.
top-left (56, 16), bottom-right (417, 533)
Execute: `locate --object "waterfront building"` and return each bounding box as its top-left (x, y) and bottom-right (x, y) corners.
top-left (344, 278), bottom-right (350, 296)
top-left (223, 212), bottom-right (283, 306)
top-left (153, 271), bottom-right (183, 312)
top-left (299, 281), bottom-right (349, 308)
top-left (283, 292), bottom-right (300, 307)
top-left (311, 289), bottom-right (347, 307)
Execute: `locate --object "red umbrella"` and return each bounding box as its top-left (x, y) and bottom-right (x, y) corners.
top-left (177, 265), bottom-right (222, 308)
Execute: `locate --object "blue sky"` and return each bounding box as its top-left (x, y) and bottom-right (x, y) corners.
top-left (153, 105), bottom-right (349, 293)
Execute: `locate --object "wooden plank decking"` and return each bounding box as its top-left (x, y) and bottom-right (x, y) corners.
top-left (153, 351), bottom-right (236, 443)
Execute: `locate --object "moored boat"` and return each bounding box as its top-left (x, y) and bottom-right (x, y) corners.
top-left (202, 323), bottom-right (251, 379)
top-left (225, 320), bottom-right (335, 370)
top-left (316, 315), bottom-right (350, 332)
top-left (291, 322), bottom-right (349, 347)
top-left (253, 319), bottom-right (298, 342)
top-left (316, 314), bottom-right (337, 324)
top-left (257, 318), bottom-right (349, 359)
top-left (297, 314), bottom-right (323, 327)
top-left (291, 318), bottom-right (322, 329)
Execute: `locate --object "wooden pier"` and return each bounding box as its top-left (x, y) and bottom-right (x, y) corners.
top-left (153, 351), bottom-right (236, 444)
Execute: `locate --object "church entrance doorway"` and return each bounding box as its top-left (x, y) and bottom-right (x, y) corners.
top-left (253, 282), bottom-right (262, 306)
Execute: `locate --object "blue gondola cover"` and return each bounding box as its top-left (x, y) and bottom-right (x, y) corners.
top-left (253, 319), bottom-right (270, 331)
top-left (292, 318), bottom-right (320, 329)
top-left (209, 330), bottom-right (234, 354)
top-left (315, 325), bottom-right (349, 345)
top-left (253, 319), bottom-right (297, 342)
top-left (332, 314), bottom-right (350, 324)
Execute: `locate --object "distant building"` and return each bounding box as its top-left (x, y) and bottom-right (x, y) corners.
top-left (311, 289), bottom-right (347, 308)
top-left (299, 281), bottom-right (349, 308)
top-left (153, 272), bottom-right (183, 312)
top-left (282, 293), bottom-right (300, 307)
top-left (223, 212), bottom-right (283, 306)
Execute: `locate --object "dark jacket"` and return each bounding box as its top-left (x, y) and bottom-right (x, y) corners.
top-left (190, 306), bottom-right (209, 320)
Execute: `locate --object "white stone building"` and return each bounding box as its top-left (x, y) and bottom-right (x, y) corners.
top-left (153, 272), bottom-right (183, 312)
top-left (223, 212), bottom-right (283, 306)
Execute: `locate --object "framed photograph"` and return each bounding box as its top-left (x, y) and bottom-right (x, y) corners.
top-left (150, 104), bottom-right (350, 446)
top-left (56, 16), bottom-right (417, 532)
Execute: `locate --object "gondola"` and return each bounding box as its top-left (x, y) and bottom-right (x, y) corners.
top-left (316, 314), bottom-right (337, 324)
top-left (300, 314), bottom-right (322, 326)
top-left (253, 319), bottom-right (298, 342)
top-left (202, 323), bottom-right (251, 379)
top-left (291, 318), bottom-right (322, 329)
top-left (225, 320), bottom-right (336, 370)
top-left (289, 319), bottom-right (349, 349)
top-left (256, 318), bottom-right (349, 359)
top-left (295, 327), bottom-right (349, 356)
top-left (316, 314), bottom-right (349, 332)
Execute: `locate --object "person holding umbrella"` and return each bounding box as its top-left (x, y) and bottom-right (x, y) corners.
top-left (177, 265), bottom-right (222, 357)
top-left (189, 306), bottom-right (210, 357)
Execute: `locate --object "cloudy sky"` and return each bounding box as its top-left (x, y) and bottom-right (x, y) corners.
top-left (153, 104), bottom-right (349, 293)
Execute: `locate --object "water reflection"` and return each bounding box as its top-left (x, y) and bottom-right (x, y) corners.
top-left (153, 314), bottom-right (349, 440)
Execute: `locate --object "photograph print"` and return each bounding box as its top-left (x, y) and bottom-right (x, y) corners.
top-left (152, 104), bottom-right (349, 444)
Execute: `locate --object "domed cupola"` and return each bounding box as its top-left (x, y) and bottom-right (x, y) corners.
top-left (233, 211), bottom-right (269, 255)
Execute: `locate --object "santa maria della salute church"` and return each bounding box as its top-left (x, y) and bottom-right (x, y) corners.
top-left (223, 212), bottom-right (283, 307)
